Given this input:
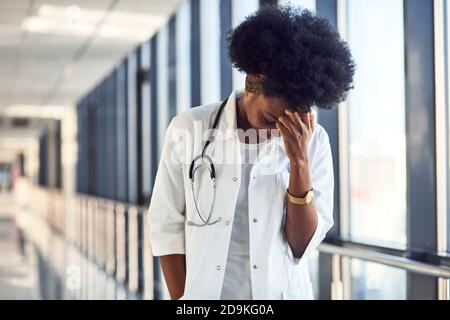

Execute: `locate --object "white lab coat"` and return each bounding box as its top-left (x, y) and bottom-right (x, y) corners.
top-left (148, 90), bottom-right (334, 300)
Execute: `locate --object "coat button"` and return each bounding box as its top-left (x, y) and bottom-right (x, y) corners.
top-left (253, 218), bottom-right (258, 223)
top-left (233, 177), bottom-right (238, 182)
top-left (225, 220), bottom-right (230, 226)
top-left (217, 265), bottom-right (221, 271)
top-left (253, 265), bottom-right (258, 269)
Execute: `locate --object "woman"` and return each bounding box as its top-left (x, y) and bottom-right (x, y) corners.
top-left (148, 6), bottom-right (355, 300)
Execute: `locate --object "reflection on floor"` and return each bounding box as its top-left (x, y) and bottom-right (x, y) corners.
top-left (0, 192), bottom-right (39, 300)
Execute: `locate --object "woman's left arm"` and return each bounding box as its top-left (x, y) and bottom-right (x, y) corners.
top-left (276, 109), bottom-right (328, 260)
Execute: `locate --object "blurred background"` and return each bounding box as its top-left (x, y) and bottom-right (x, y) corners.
top-left (0, 0), bottom-right (449, 300)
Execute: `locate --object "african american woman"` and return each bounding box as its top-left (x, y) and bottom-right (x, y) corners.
top-left (148, 5), bottom-right (355, 300)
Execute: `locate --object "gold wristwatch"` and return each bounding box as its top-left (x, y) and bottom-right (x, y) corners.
top-left (286, 188), bottom-right (314, 205)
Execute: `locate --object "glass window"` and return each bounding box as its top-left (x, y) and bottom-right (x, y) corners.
top-left (200, 0), bottom-right (221, 105)
top-left (350, 259), bottom-right (406, 299)
top-left (231, 0), bottom-right (259, 89)
top-left (445, 0), bottom-right (450, 253)
top-left (278, 0), bottom-right (316, 11)
top-left (347, 0), bottom-right (407, 246)
top-left (127, 52), bottom-right (138, 204)
top-left (140, 41), bottom-right (152, 202)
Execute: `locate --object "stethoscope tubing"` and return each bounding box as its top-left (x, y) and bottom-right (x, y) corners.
top-left (188, 98), bottom-right (229, 227)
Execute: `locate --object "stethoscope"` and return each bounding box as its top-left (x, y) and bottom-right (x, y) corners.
top-left (187, 97), bottom-right (229, 227)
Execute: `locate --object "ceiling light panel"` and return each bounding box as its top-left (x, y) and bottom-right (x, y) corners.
top-left (22, 3), bottom-right (167, 41)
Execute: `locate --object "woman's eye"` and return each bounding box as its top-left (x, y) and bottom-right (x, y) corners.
top-left (266, 114), bottom-right (277, 124)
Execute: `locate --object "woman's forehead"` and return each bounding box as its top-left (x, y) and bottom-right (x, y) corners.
top-left (263, 96), bottom-right (311, 114)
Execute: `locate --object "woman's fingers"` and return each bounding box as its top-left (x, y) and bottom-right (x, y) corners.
top-left (287, 109), bottom-right (313, 135)
top-left (275, 120), bottom-right (290, 138)
top-left (288, 110), bottom-right (307, 133)
top-left (309, 112), bottom-right (315, 132)
top-left (278, 109), bottom-right (315, 136)
top-left (277, 112), bottom-right (296, 133)
top-left (302, 112), bottom-right (313, 130)
top-left (302, 113), bottom-right (310, 129)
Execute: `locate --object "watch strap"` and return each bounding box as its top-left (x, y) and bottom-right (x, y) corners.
top-left (286, 188), bottom-right (313, 205)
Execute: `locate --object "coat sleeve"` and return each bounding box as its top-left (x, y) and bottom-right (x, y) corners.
top-left (285, 126), bottom-right (335, 265)
top-left (148, 116), bottom-right (187, 256)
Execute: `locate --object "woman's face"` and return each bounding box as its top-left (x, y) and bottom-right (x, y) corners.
top-left (242, 93), bottom-right (305, 131)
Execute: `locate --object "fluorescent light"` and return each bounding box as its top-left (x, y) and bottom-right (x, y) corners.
top-left (22, 4), bottom-right (166, 41)
top-left (1, 104), bottom-right (71, 119)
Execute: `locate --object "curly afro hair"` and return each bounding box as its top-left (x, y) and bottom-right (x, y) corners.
top-left (227, 5), bottom-right (355, 111)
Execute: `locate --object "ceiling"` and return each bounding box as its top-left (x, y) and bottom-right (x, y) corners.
top-left (0, 0), bottom-right (183, 110)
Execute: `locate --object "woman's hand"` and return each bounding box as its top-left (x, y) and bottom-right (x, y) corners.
top-left (278, 109), bottom-right (317, 260)
top-left (276, 109), bottom-right (315, 166)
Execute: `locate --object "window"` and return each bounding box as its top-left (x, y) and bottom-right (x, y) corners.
top-left (350, 259), bottom-right (406, 299)
top-left (278, 0), bottom-right (316, 11)
top-left (445, 0), bottom-right (450, 253)
top-left (139, 42), bottom-right (152, 204)
top-left (231, 0), bottom-right (259, 89)
top-left (346, 0), bottom-right (407, 246)
top-left (200, 0), bottom-right (221, 105)
top-left (127, 52), bottom-right (138, 204)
